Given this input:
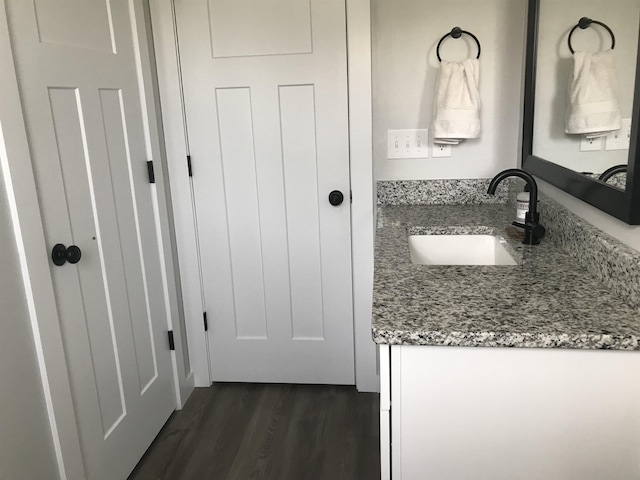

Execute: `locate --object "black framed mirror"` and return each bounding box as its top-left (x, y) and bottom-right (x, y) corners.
top-left (523, 0), bottom-right (640, 224)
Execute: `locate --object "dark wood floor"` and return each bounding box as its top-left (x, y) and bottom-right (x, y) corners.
top-left (129, 383), bottom-right (380, 480)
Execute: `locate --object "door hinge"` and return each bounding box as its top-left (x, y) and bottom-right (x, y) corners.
top-left (203, 311), bottom-right (208, 331)
top-left (147, 160), bottom-right (156, 184)
top-left (167, 330), bottom-right (175, 351)
top-left (187, 155), bottom-right (193, 177)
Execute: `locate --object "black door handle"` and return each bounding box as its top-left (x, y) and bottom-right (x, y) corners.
top-left (328, 190), bottom-right (344, 206)
top-left (51, 243), bottom-right (82, 266)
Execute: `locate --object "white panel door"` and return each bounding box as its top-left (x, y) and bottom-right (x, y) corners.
top-left (175, 0), bottom-right (355, 384)
top-left (5, 1), bottom-right (175, 479)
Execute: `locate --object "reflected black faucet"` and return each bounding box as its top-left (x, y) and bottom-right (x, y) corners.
top-left (487, 169), bottom-right (546, 245)
top-left (598, 164), bottom-right (627, 183)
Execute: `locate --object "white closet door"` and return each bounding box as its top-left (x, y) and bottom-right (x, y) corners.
top-left (175, 0), bottom-right (355, 384)
top-left (5, 1), bottom-right (175, 478)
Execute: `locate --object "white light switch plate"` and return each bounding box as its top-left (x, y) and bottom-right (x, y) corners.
top-left (387, 129), bottom-right (429, 159)
top-left (605, 118), bottom-right (632, 151)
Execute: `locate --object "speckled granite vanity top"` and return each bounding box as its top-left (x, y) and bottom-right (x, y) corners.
top-left (372, 202), bottom-right (640, 350)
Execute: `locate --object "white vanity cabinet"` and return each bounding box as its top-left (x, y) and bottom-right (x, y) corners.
top-left (380, 344), bottom-right (640, 480)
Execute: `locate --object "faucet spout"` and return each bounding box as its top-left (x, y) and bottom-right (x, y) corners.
top-left (487, 168), bottom-right (545, 245)
top-left (487, 168), bottom-right (539, 217)
top-left (598, 164), bottom-right (627, 183)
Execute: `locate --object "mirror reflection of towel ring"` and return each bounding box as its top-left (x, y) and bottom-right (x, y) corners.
top-left (567, 17), bottom-right (616, 54)
top-left (436, 27), bottom-right (481, 62)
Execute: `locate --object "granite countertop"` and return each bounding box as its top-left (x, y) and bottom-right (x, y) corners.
top-left (372, 203), bottom-right (640, 350)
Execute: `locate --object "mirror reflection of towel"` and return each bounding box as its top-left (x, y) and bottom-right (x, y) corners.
top-left (566, 49), bottom-right (621, 137)
top-left (432, 59), bottom-right (481, 145)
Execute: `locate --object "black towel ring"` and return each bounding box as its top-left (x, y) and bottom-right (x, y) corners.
top-left (436, 27), bottom-right (481, 62)
top-left (568, 17), bottom-right (616, 54)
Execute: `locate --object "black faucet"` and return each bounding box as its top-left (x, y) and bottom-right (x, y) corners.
top-left (598, 164), bottom-right (627, 183)
top-left (487, 169), bottom-right (545, 245)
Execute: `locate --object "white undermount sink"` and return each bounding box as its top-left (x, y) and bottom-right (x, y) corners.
top-left (408, 234), bottom-right (517, 266)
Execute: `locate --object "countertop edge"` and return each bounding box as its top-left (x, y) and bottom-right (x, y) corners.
top-left (372, 328), bottom-right (640, 350)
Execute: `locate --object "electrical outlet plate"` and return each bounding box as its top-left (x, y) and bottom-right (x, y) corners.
top-left (580, 135), bottom-right (603, 152)
top-left (432, 143), bottom-right (452, 158)
top-left (605, 118), bottom-right (632, 151)
top-left (387, 129), bottom-right (429, 159)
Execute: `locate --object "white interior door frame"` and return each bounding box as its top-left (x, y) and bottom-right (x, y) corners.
top-left (134, 0), bottom-right (195, 406)
top-left (150, 0), bottom-right (378, 392)
top-left (0, 2), bottom-right (191, 478)
top-left (148, 0), bottom-right (210, 387)
top-left (346, 0), bottom-right (378, 393)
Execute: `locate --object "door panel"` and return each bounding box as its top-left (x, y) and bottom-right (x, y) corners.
top-left (176, 0), bottom-right (355, 384)
top-left (33, 0), bottom-right (115, 52)
top-left (99, 87), bottom-right (160, 392)
top-left (208, 0), bottom-right (312, 58)
top-left (6, 1), bottom-right (175, 478)
top-left (216, 87), bottom-right (268, 339)
top-left (280, 84), bottom-right (325, 340)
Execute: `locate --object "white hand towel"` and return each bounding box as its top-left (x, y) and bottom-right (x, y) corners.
top-left (565, 49), bottom-right (621, 136)
top-left (432, 59), bottom-right (481, 144)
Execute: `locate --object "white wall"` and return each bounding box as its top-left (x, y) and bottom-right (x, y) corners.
top-left (0, 171), bottom-right (58, 480)
top-left (372, 0), bottom-right (527, 180)
top-left (533, 0), bottom-right (639, 173)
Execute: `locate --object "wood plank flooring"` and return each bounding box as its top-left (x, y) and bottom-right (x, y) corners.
top-left (129, 384), bottom-right (380, 480)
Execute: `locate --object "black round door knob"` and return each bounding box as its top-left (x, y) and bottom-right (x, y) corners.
top-left (66, 245), bottom-right (82, 264)
top-left (51, 243), bottom-right (82, 266)
top-left (328, 190), bottom-right (344, 206)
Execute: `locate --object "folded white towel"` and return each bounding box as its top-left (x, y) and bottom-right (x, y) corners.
top-left (432, 59), bottom-right (481, 144)
top-left (565, 49), bottom-right (621, 136)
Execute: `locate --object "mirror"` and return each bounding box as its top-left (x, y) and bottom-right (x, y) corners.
top-left (533, 0), bottom-right (639, 187)
top-left (523, 0), bottom-right (640, 224)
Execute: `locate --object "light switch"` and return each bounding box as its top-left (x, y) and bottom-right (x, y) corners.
top-left (387, 129), bottom-right (429, 159)
top-left (605, 118), bottom-right (632, 151)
